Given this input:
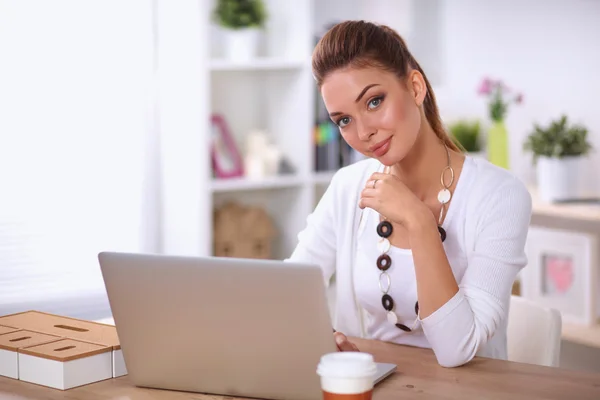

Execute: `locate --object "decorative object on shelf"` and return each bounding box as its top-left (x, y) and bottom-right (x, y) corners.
top-left (244, 130), bottom-right (284, 179)
top-left (277, 157), bottom-right (296, 175)
top-left (477, 77), bottom-right (523, 169)
top-left (523, 115), bottom-right (593, 203)
top-left (448, 119), bottom-right (485, 160)
top-left (512, 280), bottom-right (521, 296)
top-left (213, 202), bottom-right (276, 259)
top-left (522, 226), bottom-right (597, 326)
top-left (211, 114), bottom-right (244, 179)
top-left (212, 0), bottom-right (267, 62)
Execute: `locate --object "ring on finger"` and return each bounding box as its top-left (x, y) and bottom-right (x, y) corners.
top-left (372, 179), bottom-right (378, 189)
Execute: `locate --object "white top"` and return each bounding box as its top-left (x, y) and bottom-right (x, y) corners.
top-left (287, 156), bottom-right (532, 367)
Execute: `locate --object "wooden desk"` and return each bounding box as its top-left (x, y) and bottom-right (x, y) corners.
top-left (1, 338), bottom-right (599, 400)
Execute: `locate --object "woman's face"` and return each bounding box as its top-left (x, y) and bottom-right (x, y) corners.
top-left (320, 66), bottom-right (424, 166)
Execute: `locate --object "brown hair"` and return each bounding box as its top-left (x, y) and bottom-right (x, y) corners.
top-left (312, 20), bottom-right (460, 152)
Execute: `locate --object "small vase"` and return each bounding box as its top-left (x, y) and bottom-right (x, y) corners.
top-left (487, 120), bottom-right (509, 169)
top-left (222, 28), bottom-right (261, 62)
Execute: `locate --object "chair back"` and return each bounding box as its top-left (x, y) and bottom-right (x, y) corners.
top-left (507, 295), bottom-right (562, 367)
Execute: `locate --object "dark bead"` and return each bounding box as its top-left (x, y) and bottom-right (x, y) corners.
top-left (415, 301), bottom-right (419, 315)
top-left (396, 323), bottom-right (412, 332)
top-left (376, 221), bottom-right (393, 238)
top-left (438, 226), bottom-right (447, 242)
top-left (376, 254), bottom-right (392, 271)
top-left (381, 294), bottom-right (394, 311)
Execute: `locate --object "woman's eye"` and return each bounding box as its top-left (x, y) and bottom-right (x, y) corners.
top-left (368, 97), bottom-right (383, 110)
top-left (337, 117), bottom-right (351, 128)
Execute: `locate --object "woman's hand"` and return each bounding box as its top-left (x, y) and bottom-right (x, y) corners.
top-left (360, 172), bottom-right (433, 230)
top-left (334, 331), bottom-right (359, 352)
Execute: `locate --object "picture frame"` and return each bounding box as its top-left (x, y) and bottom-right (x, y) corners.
top-left (210, 114), bottom-right (244, 179)
top-left (522, 226), bottom-right (598, 326)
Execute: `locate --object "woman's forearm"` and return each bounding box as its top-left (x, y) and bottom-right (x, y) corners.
top-left (407, 212), bottom-right (459, 319)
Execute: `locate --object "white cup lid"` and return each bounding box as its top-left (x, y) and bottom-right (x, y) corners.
top-left (316, 352), bottom-right (377, 379)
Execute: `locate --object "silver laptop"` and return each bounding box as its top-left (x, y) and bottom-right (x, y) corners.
top-left (98, 252), bottom-right (396, 400)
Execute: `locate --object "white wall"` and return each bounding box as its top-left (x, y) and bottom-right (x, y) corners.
top-left (434, 0), bottom-right (600, 194)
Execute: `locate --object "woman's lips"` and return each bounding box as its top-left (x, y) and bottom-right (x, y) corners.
top-left (370, 137), bottom-right (392, 157)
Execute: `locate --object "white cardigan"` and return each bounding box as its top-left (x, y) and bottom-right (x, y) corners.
top-left (287, 156), bottom-right (532, 367)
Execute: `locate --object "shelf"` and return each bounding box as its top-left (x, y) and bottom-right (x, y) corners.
top-left (210, 174), bottom-right (305, 193)
top-left (529, 187), bottom-right (600, 223)
top-left (312, 170), bottom-right (336, 185)
top-left (562, 323), bottom-right (600, 349)
top-left (209, 58), bottom-right (307, 72)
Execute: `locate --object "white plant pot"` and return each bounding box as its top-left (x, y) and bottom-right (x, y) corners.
top-left (536, 156), bottom-right (585, 202)
top-left (222, 28), bottom-right (261, 62)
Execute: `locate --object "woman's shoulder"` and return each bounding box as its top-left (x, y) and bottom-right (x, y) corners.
top-left (465, 156), bottom-right (532, 217)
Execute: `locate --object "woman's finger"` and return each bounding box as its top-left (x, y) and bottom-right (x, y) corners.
top-left (370, 172), bottom-right (393, 182)
top-left (334, 332), bottom-right (349, 350)
top-left (334, 332), bottom-right (359, 352)
top-left (359, 196), bottom-right (377, 210)
top-left (365, 179), bottom-right (378, 190)
top-left (360, 188), bottom-right (377, 198)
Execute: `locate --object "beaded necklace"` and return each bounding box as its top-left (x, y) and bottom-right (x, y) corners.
top-left (374, 145), bottom-right (454, 331)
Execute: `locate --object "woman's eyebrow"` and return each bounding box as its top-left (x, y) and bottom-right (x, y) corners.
top-left (355, 83), bottom-right (380, 102)
top-left (329, 83), bottom-right (382, 117)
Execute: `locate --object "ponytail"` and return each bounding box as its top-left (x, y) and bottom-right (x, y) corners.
top-left (409, 58), bottom-right (462, 153)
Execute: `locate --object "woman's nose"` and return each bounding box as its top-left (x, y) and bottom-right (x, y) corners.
top-left (356, 118), bottom-right (376, 141)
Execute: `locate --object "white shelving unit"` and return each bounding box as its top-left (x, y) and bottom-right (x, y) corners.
top-left (203, 0), bottom-right (318, 260)
top-left (188, 0), bottom-right (442, 260)
top-left (210, 174), bottom-right (306, 193)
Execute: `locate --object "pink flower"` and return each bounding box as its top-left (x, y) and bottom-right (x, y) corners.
top-left (515, 93), bottom-right (524, 104)
top-left (477, 78), bottom-right (493, 95)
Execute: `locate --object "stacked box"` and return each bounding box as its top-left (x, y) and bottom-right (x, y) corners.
top-left (0, 311), bottom-right (127, 389)
top-left (18, 338), bottom-right (113, 390)
top-left (0, 330), bottom-right (62, 379)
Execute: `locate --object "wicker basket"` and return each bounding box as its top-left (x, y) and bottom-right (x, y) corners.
top-left (213, 202), bottom-right (276, 259)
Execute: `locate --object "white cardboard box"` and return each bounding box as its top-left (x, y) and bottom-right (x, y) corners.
top-left (0, 330), bottom-right (62, 379)
top-left (0, 311), bottom-right (127, 378)
top-left (18, 338), bottom-right (113, 390)
top-left (112, 345), bottom-right (127, 377)
top-left (92, 317), bottom-right (127, 377)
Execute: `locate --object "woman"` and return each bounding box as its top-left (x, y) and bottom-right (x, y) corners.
top-left (287, 21), bottom-right (532, 368)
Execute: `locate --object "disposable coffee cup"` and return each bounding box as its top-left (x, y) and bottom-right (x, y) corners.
top-left (316, 352), bottom-right (377, 400)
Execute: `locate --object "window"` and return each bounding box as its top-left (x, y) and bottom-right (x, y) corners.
top-left (0, 1), bottom-right (157, 320)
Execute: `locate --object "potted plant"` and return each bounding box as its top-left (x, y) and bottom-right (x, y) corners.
top-left (523, 114), bottom-right (593, 202)
top-left (213, 0), bottom-right (267, 62)
top-left (477, 77), bottom-right (523, 169)
top-left (448, 119), bottom-right (485, 160)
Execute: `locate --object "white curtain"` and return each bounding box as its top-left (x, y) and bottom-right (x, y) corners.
top-left (0, 0), bottom-right (159, 319)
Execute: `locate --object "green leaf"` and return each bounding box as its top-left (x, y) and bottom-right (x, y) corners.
top-left (213, 0), bottom-right (267, 29)
top-left (523, 114), bottom-right (593, 163)
top-left (448, 119), bottom-right (482, 152)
